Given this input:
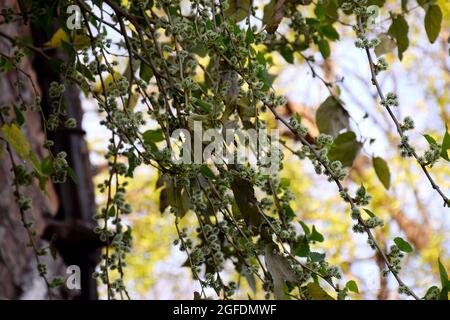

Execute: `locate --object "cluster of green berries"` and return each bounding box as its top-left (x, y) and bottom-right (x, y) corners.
top-left (49, 81), bottom-right (65, 99)
top-left (381, 92), bottom-right (399, 107)
top-left (400, 116), bottom-right (415, 131)
top-left (398, 136), bottom-right (415, 158)
top-left (52, 151), bottom-right (69, 183)
top-left (289, 117), bottom-right (309, 137)
top-left (418, 143), bottom-right (441, 167)
top-left (374, 57), bottom-right (388, 75)
top-left (385, 244), bottom-right (405, 275)
top-left (354, 185), bottom-right (372, 206)
top-left (355, 37), bottom-right (380, 49)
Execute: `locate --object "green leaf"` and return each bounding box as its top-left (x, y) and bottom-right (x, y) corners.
top-left (322, 0), bottom-right (339, 23)
top-left (306, 282), bottom-right (334, 300)
top-left (363, 208), bottom-right (376, 218)
top-left (388, 15), bottom-right (409, 60)
top-left (299, 220), bottom-right (311, 235)
top-left (424, 5), bottom-right (442, 44)
top-left (263, 0), bottom-right (285, 34)
top-left (1, 123), bottom-right (30, 159)
top-left (256, 51), bottom-right (266, 66)
top-left (423, 286), bottom-right (440, 300)
top-left (345, 280), bottom-right (359, 293)
top-left (224, 0), bottom-right (251, 22)
top-left (315, 96), bottom-right (349, 137)
top-left (318, 39), bottom-right (330, 59)
top-left (440, 125), bottom-right (450, 161)
top-left (438, 258), bottom-right (449, 300)
top-left (310, 226), bottom-right (324, 242)
top-left (14, 106), bottom-right (25, 127)
top-left (265, 243), bottom-right (299, 299)
top-left (0, 55), bottom-right (14, 72)
top-left (374, 33), bottom-right (396, 57)
top-left (168, 181), bottom-right (191, 219)
top-left (284, 205), bottom-right (295, 218)
top-left (126, 152), bottom-right (139, 177)
top-left (194, 99), bottom-right (213, 112)
top-left (394, 237), bottom-right (413, 253)
top-left (280, 177), bottom-right (290, 188)
top-left (280, 46), bottom-right (294, 64)
top-left (256, 68), bottom-right (274, 92)
top-left (328, 131), bottom-right (362, 167)
top-left (49, 234), bottom-right (58, 260)
top-left (187, 42), bottom-right (208, 57)
top-left (309, 251), bottom-right (326, 262)
top-left (108, 206), bottom-right (116, 218)
top-left (66, 166), bottom-right (78, 184)
top-left (230, 175), bottom-right (261, 226)
top-left (424, 134), bottom-right (438, 146)
top-left (373, 156), bottom-right (391, 190)
top-left (139, 63), bottom-right (154, 82)
top-left (438, 258), bottom-right (449, 288)
top-left (320, 25), bottom-right (340, 41)
top-left (245, 26), bottom-right (254, 45)
top-left (28, 151), bottom-right (43, 175)
top-left (200, 165), bottom-right (215, 179)
top-left (41, 156), bottom-right (54, 176)
top-left (156, 174), bottom-right (170, 213)
top-left (143, 129), bottom-right (164, 145)
top-left (294, 238), bottom-right (310, 257)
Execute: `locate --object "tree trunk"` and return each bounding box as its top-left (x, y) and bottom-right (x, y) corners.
top-left (0, 0), bottom-right (99, 299)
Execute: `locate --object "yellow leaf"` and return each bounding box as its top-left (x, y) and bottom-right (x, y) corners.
top-left (306, 282), bottom-right (335, 300)
top-left (72, 34), bottom-right (90, 50)
top-left (45, 28), bottom-right (90, 50)
top-left (128, 93), bottom-right (139, 110)
top-left (93, 71), bottom-right (122, 94)
top-left (45, 28), bottom-right (70, 48)
top-left (1, 123), bottom-right (30, 160)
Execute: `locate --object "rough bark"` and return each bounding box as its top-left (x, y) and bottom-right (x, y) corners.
top-left (0, 0), bottom-right (99, 299)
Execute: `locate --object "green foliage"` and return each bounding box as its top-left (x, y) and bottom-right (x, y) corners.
top-left (394, 237), bottom-right (414, 253)
top-left (345, 280), bottom-right (359, 293)
top-left (315, 96), bottom-right (349, 138)
top-left (1, 123), bottom-right (30, 159)
top-left (225, 0), bottom-right (251, 22)
top-left (424, 5), bottom-right (443, 43)
top-left (388, 15), bottom-right (409, 60)
top-left (441, 126), bottom-right (450, 161)
top-left (265, 243), bottom-right (299, 299)
top-left (438, 259), bottom-right (450, 300)
top-left (374, 34), bottom-right (396, 57)
top-left (328, 131), bottom-right (362, 167)
top-left (372, 156), bottom-right (391, 190)
top-left (423, 125), bottom-right (450, 162)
